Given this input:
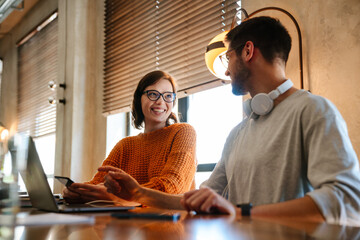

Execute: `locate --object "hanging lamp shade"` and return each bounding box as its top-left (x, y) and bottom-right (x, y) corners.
top-left (205, 31), bottom-right (230, 80)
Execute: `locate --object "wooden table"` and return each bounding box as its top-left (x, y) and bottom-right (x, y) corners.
top-left (14, 207), bottom-right (360, 240)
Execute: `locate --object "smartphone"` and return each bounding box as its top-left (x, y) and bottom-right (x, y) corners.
top-left (111, 212), bottom-right (181, 221)
top-left (55, 176), bottom-right (74, 187)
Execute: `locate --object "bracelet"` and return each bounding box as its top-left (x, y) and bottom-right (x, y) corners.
top-left (236, 203), bottom-right (252, 216)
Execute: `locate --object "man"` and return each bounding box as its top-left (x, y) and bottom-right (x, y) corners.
top-left (101, 16), bottom-right (360, 226)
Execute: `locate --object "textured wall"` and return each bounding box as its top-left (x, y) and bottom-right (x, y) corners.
top-left (242, 0), bottom-right (360, 159)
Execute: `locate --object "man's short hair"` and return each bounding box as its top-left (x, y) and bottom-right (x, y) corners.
top-left (226, 16), bottom-right (292, 64)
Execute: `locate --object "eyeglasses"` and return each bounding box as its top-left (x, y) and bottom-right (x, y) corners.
top-left (219, 50), bottom-right (231, 69)
top-left (143, 90), bottom-right (176, 103)
top-left (219, 45), bottom-right (245, 69)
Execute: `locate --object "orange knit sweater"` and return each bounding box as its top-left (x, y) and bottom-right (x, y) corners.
top-left (88, 123), bottom-right (197, 194)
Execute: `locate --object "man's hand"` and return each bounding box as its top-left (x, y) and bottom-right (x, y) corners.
top-left (99, 166), bottom-right (141, 202)
top-left (180, 187), bottom-right (236, 215)
top-left (63, 182), bottom-right (115, 203)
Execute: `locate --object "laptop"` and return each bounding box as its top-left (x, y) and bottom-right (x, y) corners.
top-left (11, 135), bottom-right (135, 213)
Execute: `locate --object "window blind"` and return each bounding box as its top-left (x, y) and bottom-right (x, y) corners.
top-left (103, 0), bottom-right (239, 115)
top-left (17, 16), bottom-right (58, 137)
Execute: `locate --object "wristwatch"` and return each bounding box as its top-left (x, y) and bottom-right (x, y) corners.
top-left (236, 203), bottom-right (252, 216)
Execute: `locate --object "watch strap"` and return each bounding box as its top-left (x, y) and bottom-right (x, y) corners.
top-left (236, 203), bottom-right (252, 216)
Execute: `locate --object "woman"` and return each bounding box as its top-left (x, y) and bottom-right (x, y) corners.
top-left (63, 71), bottom-right (197, 204)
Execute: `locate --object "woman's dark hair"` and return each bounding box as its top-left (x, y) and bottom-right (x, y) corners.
top-left (226, 16), bottom-right (292, 64)
top-left (131, 71), bottom-right (178, 129)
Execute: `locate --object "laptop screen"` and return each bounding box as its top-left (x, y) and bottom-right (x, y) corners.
top-left (16, 136), bottom-right (59, 211)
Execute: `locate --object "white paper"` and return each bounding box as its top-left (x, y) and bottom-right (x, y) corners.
top-left (16, 213), bottom-right (95, 226)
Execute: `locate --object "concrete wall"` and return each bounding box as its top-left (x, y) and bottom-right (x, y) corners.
top-left (242, 0), bottom-right (360, 158)
top-left (56, 0), bottom-right (106, 185)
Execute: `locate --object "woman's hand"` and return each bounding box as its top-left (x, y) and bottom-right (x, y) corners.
top-left (63, 182), bottom-right (116, 203)
top-left (99, 166), bottom-right (142, 202)
top-left (62, 186), bottom-right (83, 203)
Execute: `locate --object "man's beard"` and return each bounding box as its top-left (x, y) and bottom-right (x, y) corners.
top-left (231, 58), bottom-right (251, 96)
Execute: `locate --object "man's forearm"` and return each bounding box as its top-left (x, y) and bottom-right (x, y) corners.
top-left (248, 196), bottom-right (325, 222)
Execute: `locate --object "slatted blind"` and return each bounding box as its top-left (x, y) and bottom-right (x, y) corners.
top-left (103, 0), bottom-right (239, 115)
top-left (17, 16), bottom-right (58, 137)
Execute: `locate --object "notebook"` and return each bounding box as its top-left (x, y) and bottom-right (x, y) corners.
top-left (11, 135), bottom-right (135, 213)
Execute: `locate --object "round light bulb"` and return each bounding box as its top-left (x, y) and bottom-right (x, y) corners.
top-left (0, 127), bottom-right (9, 141)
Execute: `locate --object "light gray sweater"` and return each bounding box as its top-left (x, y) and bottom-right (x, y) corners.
top-left (203, 90), bottom-right (360, 226)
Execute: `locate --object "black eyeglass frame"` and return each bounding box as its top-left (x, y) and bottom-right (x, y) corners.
top-left (143, 90), bottom-right (176, 103)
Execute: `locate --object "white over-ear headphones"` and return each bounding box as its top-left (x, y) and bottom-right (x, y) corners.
top-left (244, 79), bottom-right (293, 118)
